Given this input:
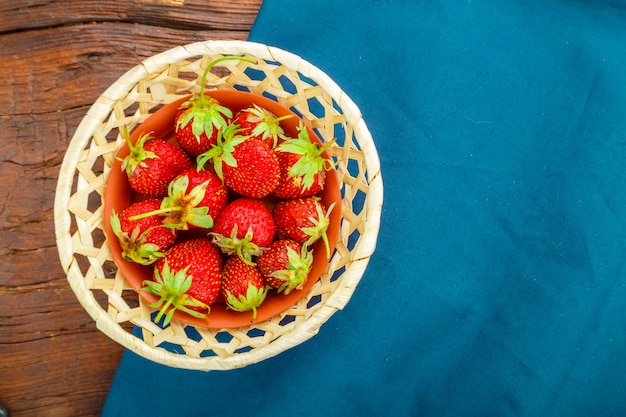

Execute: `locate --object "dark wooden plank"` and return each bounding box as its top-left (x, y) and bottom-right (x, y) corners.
top-left (0, 1), bottom-right (263, 415)
top-left (0, 330), bottom-right (126, 416)
top-left (0, 0), bottom-right (261, 33)
top-left (1, 22), bottom-right (255, 115)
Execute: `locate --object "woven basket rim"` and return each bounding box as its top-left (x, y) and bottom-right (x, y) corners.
top-left (54, 40), bottom-right (383, 371)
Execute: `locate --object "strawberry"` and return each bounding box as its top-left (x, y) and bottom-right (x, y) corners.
top-left (272, 122), bottom-right (335, 199)
top-left (273, 197), bottom-right (335, 258)
top-left (230, 104), bottom-right (292, 148)
top-left (119, 127), bottom-right (193, 197)
top-left (174, 98), bottom-right (232, 157)
top-left (110, 199), bottom-right (177, 265)
top-left (174, 56), bottom-right (256, 156)
top-left (129, 168), bottom-right (228, 230)
top-left (176, 168), bottom-right (229, 221)
top-left (197, 124), bottom-right (280, 198)
top-left (211, 197), bottom-right (275, 265)
top-left (257, 239), bottom-right (313, 294)
top-left (221, 256), bottom-right (269, 320)
top-left (142, 238), bottom-right (223, 326)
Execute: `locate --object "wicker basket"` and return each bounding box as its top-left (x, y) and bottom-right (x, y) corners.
top-left (54, 40), bottom-right (383, 371)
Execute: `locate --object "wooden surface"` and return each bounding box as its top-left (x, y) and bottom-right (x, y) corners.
top-left (0, 1), bottom-right (262, 416)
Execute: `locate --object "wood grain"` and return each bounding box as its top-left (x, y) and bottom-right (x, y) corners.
top-left (0, 0), bottom-right (261, 33)
top-left (0, 1), bottom-right (262, 416)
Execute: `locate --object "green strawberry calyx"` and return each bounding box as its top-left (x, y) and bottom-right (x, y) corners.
top-left (128, 174), bottom-right (214, 230)
top-left (224, 283), bottom-right (269, 321)
top-left (196, 124), bottom-right (249, 180)
top-left (141, 261), bottom-right (210, 326)
top-left (176, 96), bottom-right (232, 144)
top-left (270, 244), bottom-right (314, 295)
top-left (110, 210), bottom-right (166, 265)
top-left (176, 55), bottom-right (257, 144)
top-left (211, 225), bottom-right (266, 266)
top-left (244, 104), bottom-right (293, 148)
top-left (119, 126), bottom-right (158, 178)
top-left (302, 201), bottom-right (336, 259)
top-left (275, 122), bottom-right (336, 191)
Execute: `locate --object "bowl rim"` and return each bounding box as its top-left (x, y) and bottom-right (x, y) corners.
top-left (103, 90), bottom-right (344, 329)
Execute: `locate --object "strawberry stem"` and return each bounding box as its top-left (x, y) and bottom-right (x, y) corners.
top-left (323, 233), bottom-right (331, 258)
top-left (128, 206), bottom-right (182, 221)
top-left (319, 137), bottom-right (337, 154)
top-left (154, 297), bottom-right (175, 324)
top-left (199, 55), bottom-right (257, 108)
top-left (122, 126), bottom-right (133, 152)
top-left (273, 114), bottom-right (294, 123)
top-left (319, 202), bottom-right (335, 259)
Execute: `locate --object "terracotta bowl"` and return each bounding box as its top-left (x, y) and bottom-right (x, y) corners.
top-left (103, 90), bottom-right (342, 329)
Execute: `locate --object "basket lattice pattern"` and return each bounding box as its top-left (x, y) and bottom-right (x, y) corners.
top-left (54, 41), bottom-right (382, 371)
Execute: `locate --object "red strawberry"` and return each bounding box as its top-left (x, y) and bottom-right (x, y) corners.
top-left (174, 56), bottom-right (256, 156)
top-left (174, 98), bottom-right (232, 157)
top-left (211, 198), bottom-right (275, 265)
top-left (197, 124), bottom-right (280, 198)
top-left (129, 168), bottom-right (228, 230)
top-left (162, 168), bottom-right (229, 229)
top-left (230, 104), bottom-right (292, 148)
top-left (272, 122), bottom-right (335, 199)
top-left (273, 197), bottom-right (335, 258)
top-left (221, 256), bottom-right (269, 320)
top-left (257, 239), bottom-right (313, 294)
top-left (120, 128), bottom-right (193, 197)
top-left (142, 238), bottom-right (223, 326)
top-left (110, 199), bottom-right (177, 265)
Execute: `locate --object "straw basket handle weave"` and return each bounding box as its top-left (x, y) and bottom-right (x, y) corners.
top-left (54, 40), bottom-right (383, 371)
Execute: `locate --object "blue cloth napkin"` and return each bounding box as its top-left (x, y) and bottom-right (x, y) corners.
top-left (103, 1), bottom-right (626, 415)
